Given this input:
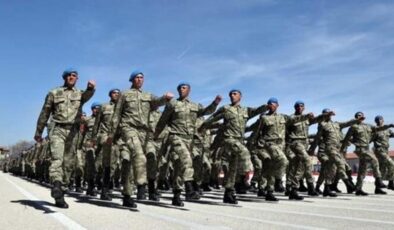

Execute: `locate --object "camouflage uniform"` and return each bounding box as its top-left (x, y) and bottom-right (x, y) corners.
top-left (373, 128), bottom-right (394, 181)
top-left (155, 97), bottom-right (218, 203)
top-left (35, 86), bottom-right (94, 188)
top-left (202, 103), bottom-right (267, 203)
top-left (82, 115), bottom-right (98, 194)
top-left (109, 88), bottom-right (167, 198)
top-left (342, 122), bottom-right (392, 191)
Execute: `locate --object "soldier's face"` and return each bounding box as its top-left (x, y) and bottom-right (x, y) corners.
top-left (65, 73), bottom-right (78, 87)
top-left (295, 104), bottom-right (304, 114)
top-left (132, 74), bottom-right (144, 89)
top-left (178, 85), bottom-right (190, 99)
top-left (230, 92), bottom-right (241, 104)
top-left (377, 118), bottom-right (384, 126)
top-left (268, 103), bottom-right (278, 112)
top-left (111, 91), bottom-right (120, 101)
top-left (92, 108), bottom-right (99, 115)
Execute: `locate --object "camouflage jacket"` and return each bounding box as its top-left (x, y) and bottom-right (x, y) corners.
top-left (93, 101), bottom-right (116, 136)
top-left (342, 123), bottom-right (392, 149)
top-left (287, 114), bottom-right (329, 141)
top-left (35, 86), bottom-right (94, 137)
top-left (373, 127), bottom-right (394, 149)
top-left (316, 119), bottom-right (358, 149)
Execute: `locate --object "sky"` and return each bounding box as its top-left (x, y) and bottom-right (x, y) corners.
top-left (1, 0), bottom-right (394, 147)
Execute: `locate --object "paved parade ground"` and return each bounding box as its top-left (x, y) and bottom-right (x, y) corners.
top-left (1, 171), bottom-right (394, 230)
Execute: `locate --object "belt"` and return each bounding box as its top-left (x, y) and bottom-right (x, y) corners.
top-left (55, 123), bottom-right (75, 129)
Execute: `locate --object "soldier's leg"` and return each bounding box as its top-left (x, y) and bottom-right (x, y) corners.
top-left (192, 144), bottom-right (203, 194)
top-left (201, 153), bottom-right (212, 191)
top-left (355, 152), bottom-right (367, 193)
top-left (362, 149), bottom-right (386, 193)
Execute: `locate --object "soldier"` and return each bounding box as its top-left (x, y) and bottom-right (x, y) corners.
top-left (154, 82), bottom-right (221, 206)
top-left (286, 100), bottom-right (329, 197)
top-left (373, 115), bottom-right (394, 190)
top-left (341, 112), bottom-right (394, 195)
top-left (200, 89), bottom-right (267, 204)
top-left (313, 109), bottom-right (357, 197)
top-left (34, 68), bottom-right (95, 208)
top-left (92, 89), bottom-right (121, 200)
top-left (250, 98), bottom-right (313, 201)
top-left (107, 70), bottom-right (173, 208)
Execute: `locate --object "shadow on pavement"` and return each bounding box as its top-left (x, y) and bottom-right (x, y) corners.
top-left (11, 200), bottom-right (57, 214)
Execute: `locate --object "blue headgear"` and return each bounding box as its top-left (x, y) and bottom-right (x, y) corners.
top-left (229, 89), bottom-right (242, 96)
top-left (267, 97), bottom-right (279, 105)
top-left (177, 82), bottom-right (191, 91)
top-left (129, 70), bottom-right (143, 82)
top-left (354, 111), bottom-right (364, 118)
top-left (62, 68), bottom-right (78, 79)
top-left (294, 100), bottom-right (304, 108)
top-left (108, 88), bottom-right (120, 97)
top-left (91, 102), bottom-right (101, 110)
top-left (322, 108), bottom-right (331, 114)
top-left (375, 115), bottom-right (383, 123)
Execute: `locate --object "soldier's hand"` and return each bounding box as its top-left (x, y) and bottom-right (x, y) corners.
top-left (87, 80), bottom-right (96, 89)
top-left (163, 92), bottom-right (174, 101)
top-left (214, 95), bottom-right (222, 105)
top-left (34, 135), bottom-right (43, 143)
top-left (307, 112), bottom-right (314, 119)
top-left (328, 111), bottom-right (335, 116)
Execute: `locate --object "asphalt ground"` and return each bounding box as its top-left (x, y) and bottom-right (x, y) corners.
top-left (1, 171), bottom-right (394, 230)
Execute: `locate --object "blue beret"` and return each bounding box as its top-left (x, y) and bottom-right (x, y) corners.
top-left (294, 100), bottom-right (305, 107)
top-left (91, 102), bottom-right (101, 110)
top-left (354, 111), bottom-right (364, 118)
top-left (322, 108), bottom-right (331, 114)
top-left (62, 68), bottom-right (78, 79)
top-left (177, 82), bottom-right (191, 91)
top-left (267, 97), bottom-right (279, 105)
top-left (108, 88), bottom-right (120, 97)
top-left (129, 70), bottom-right (144, 82)
top-left (229, 89), bottom-right (242, 96)
top-left (375, 115), bottom-right (383, 123)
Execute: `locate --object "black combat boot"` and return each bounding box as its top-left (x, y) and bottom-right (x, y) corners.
top-left (157, 179), bottom-right (170, 191)
top-left (100, 167), bottom-right (112, 200)
top-left (307, 183), bottom-right (319, 196)
top-left (185, 181), bottom-right (200, 200)
top-left (265, 190), bottom-right (279, 201)
top-left (55, 195), bottom-right (69, 209)
top-left (289, 188), bottom-right (304, 200)
top-left (172, 189), bottom-right (184, 206)
top-left (223, 189), bottom-right (238, 204)
top-left (86, 179), bottom-right (97, 196)
top-left (75, 177), bottom-right (83, 193)
top-left (137, 185), bottom-right (147, 200)
top-left (123, 195), bottom-right (137, 208)
top-left (284, 184), bottom-right (291, 196)
top-left (355, 189), bottom-right (368, 196)
top-left (51, 181), bottom-right (63, 199)
top-left (330, 177), bottom-right (342, 193)
top-left (298, 179), bottom-right (308, 192)
top-left (148, 180), bottom-right (160, 201)
top-left (323, 184), bottom-right (337, 197)
top-left (193, 181), bottom-right (203, 195)
top-left (346, 170), bottom-right (355, 187)
top-left (315, 182), bottom-right (323, 195)
top-left (257, 188), bottom-right (266, 197)
top-left (375, 187), bottom-right (387, 195)
top-left (274, 179), bottom-right (285, 193)
top-left (235, 181), bottom-right (247, 194)
top-left (375, 177), bottom-right (387, 188)
top-left (388, 180), bottom-right (394, 190)
top-left (343, 179), bottom-right (355, 194)
top-left (201, 183), bottom-right (212, 192)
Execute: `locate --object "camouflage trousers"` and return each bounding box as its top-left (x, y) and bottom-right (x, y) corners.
top-left (192, 142), bottom-right (212, 185)
top-left (120, 127), bottom-right (148, 196)
top-left (167, 134), bottom-right (194, 190)
top-left (323, 145), bottom-right (349, 185)
top-left (97, 133), bottom-right (120, 178)
top-left (223, 138), bottom-right (253, 190)
top-left (48, 124), bottom-right (78, 189)
top-left (374, 147), bottom-right (394, 180)
top-left (83, 145), bottom-right (96, 181)
top-left (145, 137), bottom-right (163, 181)
top-left (251, 148), bottom-right (267, 189)
top-left (316, 146), bottom-right (329, 186)
top-left (74, 148), bottom-right (85, 179)
top-left (258, 141), bottom-right (288, 192)
top-left (287, 140), bottom-right (314, 188)
top-left (355, 146), bottom-right (382, 190)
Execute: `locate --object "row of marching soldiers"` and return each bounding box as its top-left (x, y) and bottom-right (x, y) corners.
top-left (32, 68), bottom-right (394, 209)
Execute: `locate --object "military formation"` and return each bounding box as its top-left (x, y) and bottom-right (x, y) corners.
top-left (3, 68), bottom-right (394, 210)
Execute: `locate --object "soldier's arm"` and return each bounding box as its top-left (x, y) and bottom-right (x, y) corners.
top-left (35, 92), bottom-right (54, 138)
top-left (154, 102), bottom-right (174, 138)
top-left (91, 108), bottom-right (102, 139)
top-left (309, 113), bottom-right (331, 125)
top-left (371, 124), bottom-right (394, 132)
top-left (197, 100), bottom-right (219, 117)
top-left (245, 118), bottom-right (260, 133)
top-left (338, 119), bottom-right (359, 129)
top-left (81, 85), bottom-right (96, 104)
top-left (150, 94), bottom-right (169, 109)
top-left (108, 94), bottom-right (125, 139)
top-left (340, 126), bottom-right (354, 153)
top-left (286, 113), bottom-right (311, 125)
top-left (308, 125), bottom-right (323, 155)
top-left (389, 129), bottom-right (394, 138)
top-left (200, 106), bottom-right (225, 130)
top-left (247, 104), bottom-right (268, 119)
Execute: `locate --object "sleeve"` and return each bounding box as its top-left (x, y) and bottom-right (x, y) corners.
top-left (35, 92), bottom-right (54, 137)
top-left (81, 87), bottom-right (95, 104)
top-left (309, 113), bottom-right (330, 125)
top-left (201, 106), bottom-right (225, 129)
top-left (108, 94), bottom-right (125, 138)
top-left (154, 103), bottom-right (174, 138)
top-left (197, 101), bottom-right (218, 117)
top-left (150, 94), bottom-right (168, 109)
top-left (338, 119), bottom-right (359, 129)
top-left (247, 104), bottom-right (268, 118)
top-left (340, 126), bottom-right (354, 153)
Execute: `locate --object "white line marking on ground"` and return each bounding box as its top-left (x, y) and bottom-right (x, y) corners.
top-left (243, 205), bottom-right (394, 225)
top-left (192, 208), bottom-right (327, 230)
top-left (2, 173), bottom-right (86, 230)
